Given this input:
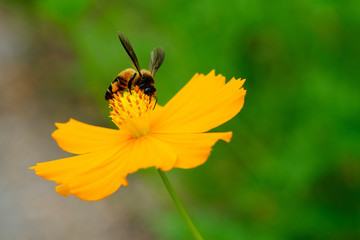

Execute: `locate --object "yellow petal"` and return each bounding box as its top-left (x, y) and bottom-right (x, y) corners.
top-left (68, 136), bottom-right (178, 200)
top-left (66, 147), bottom-right (130, 201)
top-left (151, 131), bottom-right (232, 169)
top-left (123, 135), bottom-right (178, 173)
top-left (151, 70), bottom-right (246, 133)
top-left (30, 143), bottom-right (132, 201)
top-left (29, 133), bottom-right (178, 201)
top-left (52, 118), bottom-right (130, 154)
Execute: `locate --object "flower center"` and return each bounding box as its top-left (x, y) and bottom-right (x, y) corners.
top-left (109, 87), bottom-right (156, 138)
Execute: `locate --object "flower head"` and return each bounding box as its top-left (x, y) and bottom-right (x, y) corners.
top-left (109, 86), bottom-right (156, 137)
top-left (30, 70), bottom-right (246, 201)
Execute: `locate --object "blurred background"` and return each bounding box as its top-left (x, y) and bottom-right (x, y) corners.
top-left (0, 0), bottom-right (359, 239)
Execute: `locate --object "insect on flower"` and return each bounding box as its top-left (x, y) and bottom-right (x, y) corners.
top-left (105, 32), bottom-right (165, 101)
top-left (29, 33), bottom-right (247, 201)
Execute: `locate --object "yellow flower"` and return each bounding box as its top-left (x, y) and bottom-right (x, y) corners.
top-left (30, 70), bottom-right (246, 201)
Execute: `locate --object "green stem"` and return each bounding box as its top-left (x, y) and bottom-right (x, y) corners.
top-left (157, 169), bottom-right (204, 240)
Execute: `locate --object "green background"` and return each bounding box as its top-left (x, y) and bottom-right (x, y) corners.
top-left (3, 0), bottom-right (359, 239)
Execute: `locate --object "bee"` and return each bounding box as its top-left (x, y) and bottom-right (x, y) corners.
top-left (105, 32), bottom-right (165, 101)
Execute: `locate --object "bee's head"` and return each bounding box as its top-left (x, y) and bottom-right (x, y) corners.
top-left (144, 86), bottom-right (156, 96)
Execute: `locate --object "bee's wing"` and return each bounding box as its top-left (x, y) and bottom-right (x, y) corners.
top-left (118, 32), bottom-right (142, 76)
top-left (149, 47), bottom-right (165, 76)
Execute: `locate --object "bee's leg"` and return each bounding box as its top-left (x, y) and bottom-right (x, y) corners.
top-left (153, 97), bottom-right (158, 110)
top-left (128, 73), bottom-right (137, 94)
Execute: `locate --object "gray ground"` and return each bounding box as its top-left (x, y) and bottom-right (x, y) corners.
top-left (0, 6), bottom-right (164, 240)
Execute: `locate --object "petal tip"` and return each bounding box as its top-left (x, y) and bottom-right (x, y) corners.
top-left (56, 184), bottom-right (71, 197)
top-left (224, 131), bottom-right (233, 143)
top-left (55, 118), bottom-right (76, 128)
top-left (51, 129), bottom-right (59, 138)
top-left (240, 78), bottom-right (246, 87)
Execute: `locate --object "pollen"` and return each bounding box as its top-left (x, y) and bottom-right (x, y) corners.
top-left (109, 86), bottom-right (156, 138)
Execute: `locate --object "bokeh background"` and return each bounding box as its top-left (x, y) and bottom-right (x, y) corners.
top-left (0, 0), bottom-right (359, 239)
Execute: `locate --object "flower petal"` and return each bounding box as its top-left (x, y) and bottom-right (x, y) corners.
top-left (151, 70), bottom-right (246, 133)
top-left (123, 135), bottom-right (178, 172)
top-left (52, 118), bottom-right (130, 154)
top-left (151, 131), bottom-right (232, 169)
top-left (29, 134), bottom-right (178, 201)
top-left (29, 144), bottom-right (128, 200)
top-left (68, 135), bottom-right (177, 200)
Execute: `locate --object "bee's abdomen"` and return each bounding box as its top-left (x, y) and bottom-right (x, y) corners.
top-left (113, 76), bottom-right (127, 90)
top-left (105, 76), bottom-right (127, 100)
top-left (105, 69), bottom-right (138, 101)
